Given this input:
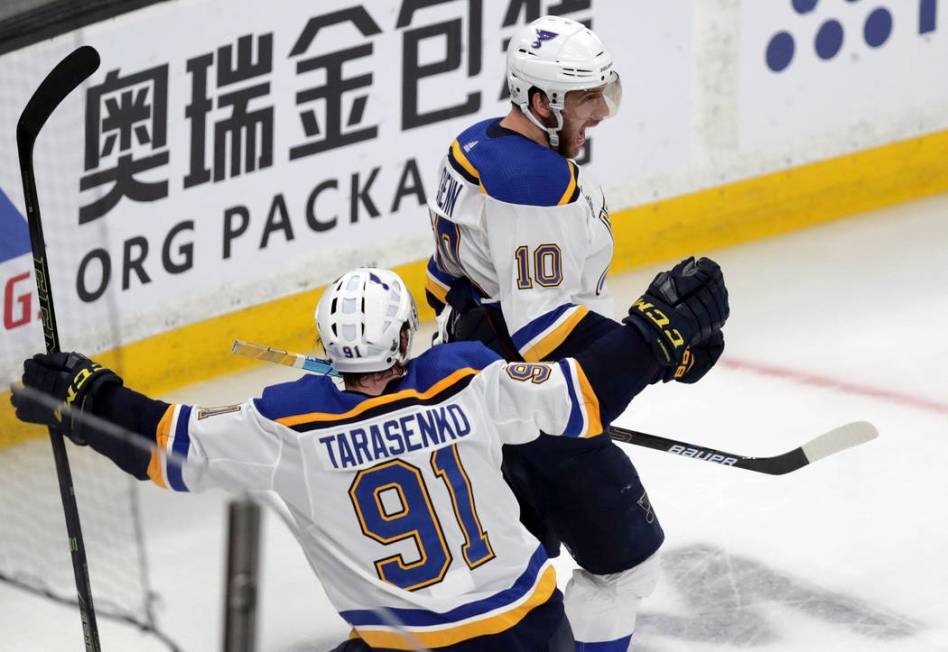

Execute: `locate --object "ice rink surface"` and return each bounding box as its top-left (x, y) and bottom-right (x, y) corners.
top-left (2, 194), bottom-right (947, 651)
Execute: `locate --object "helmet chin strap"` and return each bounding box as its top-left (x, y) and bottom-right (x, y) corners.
top-left (398, 328), bottom-right (414, 367)
top-left (521, 101), bottom-right (564, 150)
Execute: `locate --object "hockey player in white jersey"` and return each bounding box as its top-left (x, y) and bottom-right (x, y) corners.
top-left (424, 16), bottom-right (729, 650)
top-left (12, 262), bottom-right (727, 650)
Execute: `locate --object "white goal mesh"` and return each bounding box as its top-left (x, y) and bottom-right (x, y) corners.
top-left (0, 431), bottom-right (179, 650)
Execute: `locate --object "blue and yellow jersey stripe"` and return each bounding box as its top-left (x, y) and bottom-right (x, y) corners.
top-left (448, 139), bottom-right (485, 192)
top-left (425, 256), bottom-right (454, 306)
top-left (342, 545), bottom-right (556, 650)
top-left (558, 160), bottom-right (580, 205)
top-left (511, 303), bottom-right (590, 362)
top-left (274, 367), bottom-right (480, 432)
top-left (147, 404), bottom-right (193, 491)
top-left (254, 343), bottom-right (501, 430)
top-left (557, 359), bottom-right (603, 438)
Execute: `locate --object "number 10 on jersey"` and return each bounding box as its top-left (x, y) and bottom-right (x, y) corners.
top-left (515, 244), bottom-right (563, 289)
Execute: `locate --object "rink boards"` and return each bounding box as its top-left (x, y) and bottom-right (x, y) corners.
top-left (3, 0), bottom-right (948, 445)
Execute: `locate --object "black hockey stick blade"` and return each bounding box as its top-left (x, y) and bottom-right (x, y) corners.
top-left (17, 45), bottom-right (100, 150)
top-left (609, 421), bottom-right (878, 475)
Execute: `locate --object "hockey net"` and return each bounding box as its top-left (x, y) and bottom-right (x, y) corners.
top-left (0, 426), bottom-right (178, 649)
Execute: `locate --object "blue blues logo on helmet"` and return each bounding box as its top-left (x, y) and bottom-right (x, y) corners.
top-left (532, 29), bottom-right (558, 49)
top-left (368, 272), bottom-right (390, 290)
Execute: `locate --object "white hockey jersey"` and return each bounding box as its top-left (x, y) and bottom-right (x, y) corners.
top-left (145, 342), bottom-right (602, 649)
top-left (426, 117), bottom-right (615, 362)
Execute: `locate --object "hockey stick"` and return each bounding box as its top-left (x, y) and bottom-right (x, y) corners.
top-left (17, 45), bottom-right (102, 652)
top-left (232, 339), bottom-right (878, 475)
top-left (233, 339), bottom-right (338, 376)
top-left (607, 421), bottom-right (877, 475)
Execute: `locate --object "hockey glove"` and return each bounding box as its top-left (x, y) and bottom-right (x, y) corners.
top-left (10, 352), bottom-right (123, 445)
top-left (624, 256), bottom-right (729, 366)
top-left (663, 329), bottom-right (724, 383)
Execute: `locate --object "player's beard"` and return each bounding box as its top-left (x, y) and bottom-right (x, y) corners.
top-left (557, 125), bottom-right (583, 159)
top-left (556, 116), bottom-right (590, 159)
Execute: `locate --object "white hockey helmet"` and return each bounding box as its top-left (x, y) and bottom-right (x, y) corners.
top-left (315, 268), bottom-right (419, 374)
top-left (506, 15), bottom-right (622, 149)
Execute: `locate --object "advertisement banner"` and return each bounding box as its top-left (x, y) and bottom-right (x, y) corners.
top-left (0, 189), bottom-right (41, 374)
top-left (0, 0), bottom-right (691, 382)
top-left (740, 0), bottom-right (948, 158)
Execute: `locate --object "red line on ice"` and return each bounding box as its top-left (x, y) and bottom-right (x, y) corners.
top-left (721, 358), bottom-right (948, 416)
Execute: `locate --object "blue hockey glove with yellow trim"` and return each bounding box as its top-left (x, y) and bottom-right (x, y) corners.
top-left (624, 257), bottom-right (729, 367)
top-left (10, 352), bottom-right (123, 445)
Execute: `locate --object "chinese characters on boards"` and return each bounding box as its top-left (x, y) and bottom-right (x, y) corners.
top-left (70, 0), bottom-right (593, 305)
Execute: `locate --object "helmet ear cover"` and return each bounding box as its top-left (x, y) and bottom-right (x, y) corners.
top-left (314, 268), bottom-right (419, 374)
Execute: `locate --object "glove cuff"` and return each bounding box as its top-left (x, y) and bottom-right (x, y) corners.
top-left (662, 348), bottom-right (696, 383)
top-left (66, 365), bottom-right (123, 445)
